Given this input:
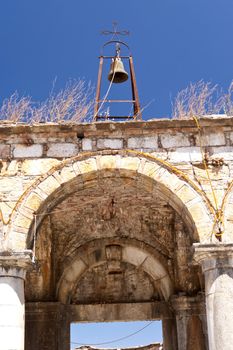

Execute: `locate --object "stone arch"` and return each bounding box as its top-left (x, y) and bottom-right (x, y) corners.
top-left (7, 150), bottom-right (214, 248)
top-left (57, 242), bottom-right (173, 303)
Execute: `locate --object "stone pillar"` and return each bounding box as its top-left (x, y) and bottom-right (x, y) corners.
top-left (0, 252), bottom-right (31, 350)
top-left (25, 302), bottom-right (69, 350)
top-left (162, 315), bottom-right (178, 350)
top-left (172, 295), bottom-right (207, 350)
top-left (194, 243), bottom-right (233, 350)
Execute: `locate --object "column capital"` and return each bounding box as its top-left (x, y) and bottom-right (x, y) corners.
top-left (193, 243), bottom-right (233, 273)
top-left (0, 250), bottom-right (33, 279)
top-left (171, 294), bottom-right (204, 314)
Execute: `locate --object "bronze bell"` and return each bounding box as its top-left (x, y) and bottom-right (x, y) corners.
top-left (108, 57), bottom-right (128, 83)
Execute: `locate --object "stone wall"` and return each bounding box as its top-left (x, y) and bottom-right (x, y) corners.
top-left (1, 116), bottom-right (233, 350)
top-left (1, 117), bottom-right (233, 160)
top-left (1, 116), bottom-right (233, 247)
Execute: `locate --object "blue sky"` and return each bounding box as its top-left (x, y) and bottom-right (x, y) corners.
top-left (70, 321), bottom-right (162, 350)
top-left (0, 0), bottom-right (232, 119)
top-left (0, 0), bottom-right (232, 347)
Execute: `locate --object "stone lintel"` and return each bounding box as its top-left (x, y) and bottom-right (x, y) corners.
top-left (193, 243), bottom-right (233, 272)
top-left (26, 301), bottom-right (171, 323)
top-left (0, 250), bottom-right (33, 278)
top-left (26, 302), bottom-right (62, 321)
top-left (69, 301), bottom-right (171, 322)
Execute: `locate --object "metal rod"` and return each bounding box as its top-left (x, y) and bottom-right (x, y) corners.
top-left (99, 56), bottom-right (130, 59)
top-left (129, 56), bottom-right (142, 119)
top-left (93, 56), bottom-right (104, 120)
top-left (95, 116), bottom-right (135, 120)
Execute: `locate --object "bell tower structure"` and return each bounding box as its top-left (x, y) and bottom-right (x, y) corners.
top-left (93, 23), bottom-right (141, 121)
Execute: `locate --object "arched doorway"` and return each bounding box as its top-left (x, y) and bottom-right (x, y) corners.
top-left (10, 153), bottom-right (209, 350)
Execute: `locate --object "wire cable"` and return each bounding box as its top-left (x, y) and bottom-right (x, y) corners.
top-left (93, 61), bottom-right (116, 120)
top-left (70, 321), bottom-right (155, 346)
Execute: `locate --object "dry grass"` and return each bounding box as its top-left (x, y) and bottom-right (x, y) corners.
top-left (172, 80), bottom-right (226, 119)
top-left (0, 79), bottom-right (94, 124)
top-left (0, 93), bottom-right (32, 123)
top-left (1, 79), bottom-right (232, 123)
top-left (222, 81), bottom-right (233, 116)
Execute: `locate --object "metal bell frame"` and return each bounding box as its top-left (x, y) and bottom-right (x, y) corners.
top-left (93, 40), bottom-right (142, 121)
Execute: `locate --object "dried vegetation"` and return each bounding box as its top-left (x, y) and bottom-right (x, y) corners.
top-left (0, 79), bottom-right (233, 123)
top-left (172, 80), bottom-right (233, 119)
top-left (0, 80), bottom-right (94, 124)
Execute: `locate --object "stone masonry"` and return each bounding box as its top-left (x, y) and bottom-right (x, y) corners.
top-left (1, 116), bottom-right (233, 350)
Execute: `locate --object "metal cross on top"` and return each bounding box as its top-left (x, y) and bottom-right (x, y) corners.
top-left (101, 21), bottom-right (130, 41)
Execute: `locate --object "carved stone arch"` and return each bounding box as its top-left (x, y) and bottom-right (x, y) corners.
top-left (7, 151), bottom-right (214, 249)
top-left (57, 242), bottom-right (174, 303)
top-left (58, 237), bottom-right (171, 280)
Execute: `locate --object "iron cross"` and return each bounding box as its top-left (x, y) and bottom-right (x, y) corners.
top-left (101, 21), bottom-right (130, 41)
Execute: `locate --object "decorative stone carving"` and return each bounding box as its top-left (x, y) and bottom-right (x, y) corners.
top-left (105, 244), bottom-right (122, 272)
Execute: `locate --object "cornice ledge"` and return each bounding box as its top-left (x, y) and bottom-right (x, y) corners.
top-left (193, 243), bottom-right (233, 272)
top-left (0, 250), bottom-right (33, 271)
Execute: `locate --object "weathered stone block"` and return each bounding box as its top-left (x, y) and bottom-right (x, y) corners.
top-left (82, 138), bottom-right (92, 151)
top-left (13, 144), bottom-right (43, 158)
top-left (201, 132), bottom-right (226, 146)
top-left (0, 145), bottom-right (10, 158)
top-left (38, 175), bottom-right (60, 195)
top-left (118, 157), bottom-right (140, 171)
top-left (76, 158), bottom-right (98, 175)
top-left (168, 147), bottom-right (202, 162)
top-left (25, 192), bottom-right (44, 212)
top-left (161, 172), bottom-right (183, 192)
top-left (55, 165), bottom-right (76, 184)
top-left (98, 155), bottom-right (117, 170)
top-left (161, 133), bottom-right (190, 148)
top-left (211, 146), bottom-right (233, 160)
top-left (97, 138), bottom-right (123, 149)
top-left (0, 177), bottom-right (23, 199)
top-left (0, 160), bottom-right (19, 176)
top-left (229, 132), bottom-right (233, 145)
top-left (127, 136), bottom-right (158, 149)
top-left (188, 202), bottom-right (211, 223)
top-left (21, 159), bottom-right (60, 176)
top-left (141, 161), bottom-right (160, 178)
top-left (13, 213), bottom-right (32, 230)
top-left (47, 143), bottom-right (77, 158)
top-left (7, 230), bottom-right (26, 250)
top-left (176, 184), bottom-right (198, 205)
top-left (0, 202), bottom-right (14, 222)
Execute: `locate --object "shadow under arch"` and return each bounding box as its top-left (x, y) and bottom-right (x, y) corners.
top-left (7, 151), bottom-right (214, 249)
